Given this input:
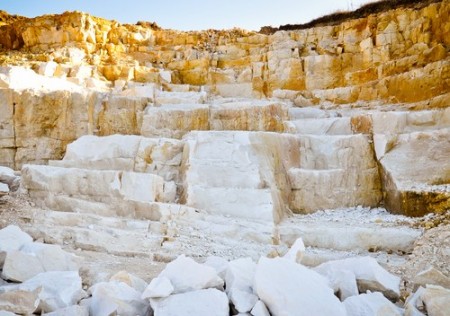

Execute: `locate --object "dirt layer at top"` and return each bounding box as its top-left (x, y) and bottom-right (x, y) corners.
top-left (260, 0), bottom-right (444, 34)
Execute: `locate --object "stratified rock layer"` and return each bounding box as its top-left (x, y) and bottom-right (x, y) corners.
top-left (0, 1), bottom-right (449, 218)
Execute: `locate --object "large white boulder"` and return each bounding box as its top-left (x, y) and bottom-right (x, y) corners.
top-left (0, 271), bottom-right (83, 313)
top-left (89, 281), bottom-right (150, 316)
top-left (109, 271), bottom-right (147, 293)
top-left (0, 288), bottom-right (41, 315)
top-left (0, 225), bottom-right (33, 267)
top-left (0, 225), bottom-right (33, 253)
top-left (0, 183), bottom-right (8, 196)
top-left (413, 267), bottom-right (450, 289)
top-left (0, 166), bottom-right (20, 191)
top-left (229, 288), bottom-right (258, 313)
top-left (42, 305), bottom-right (89, 316)
top-left (420, 285), bottom-right (450, 316)
top-left (404, 286), bottom-right (426, 316)
top-left (225, 257), bottom-right (256, 294)
top-left (315, 256), bottom-right (401, 300)
top-left (283, 237), bottom-right (305, 263)
top-left (254, 257), bottom-right (346, 316)
top-left (2, 242), bottom-right (79, 282)
top-left (204, 256), bottom-right (229, 280)
top-left (251, 300), bottom-right (271, 316)
top-left (344, 292), bottom-right (402, 316)
top-left (141, 276), bottom-right (174, 299)
top-left (159, 255), bottom-right (224, 294)
top-left (151, 288), bottom-right (229, 316)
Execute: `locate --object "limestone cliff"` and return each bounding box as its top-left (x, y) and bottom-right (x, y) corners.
top-left (0, 1), bottom-right (449, 217)
top-left (0, 1), bottom-right (448, 104)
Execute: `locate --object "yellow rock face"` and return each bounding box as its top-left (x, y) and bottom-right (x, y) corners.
top-left (0, 1), bottom-right (448, 103)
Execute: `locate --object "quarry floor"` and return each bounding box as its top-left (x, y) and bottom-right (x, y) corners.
top-left (1, 193), bottom-right (449, 298)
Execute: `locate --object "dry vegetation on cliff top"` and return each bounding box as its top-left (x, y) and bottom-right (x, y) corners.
top-left (260, 0), bottom-right (444, 33)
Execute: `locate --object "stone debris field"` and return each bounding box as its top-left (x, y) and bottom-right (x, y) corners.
top-left (0, 1), bottom-right (450, 315)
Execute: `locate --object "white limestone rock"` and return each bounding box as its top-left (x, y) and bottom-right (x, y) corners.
top-left (204, 256), bottom-right (229, 280)
top-left (141, 103), bottom-right (209, 139)
top-left (229, 288), bottom-right (258, 313)
top-left (109, 271), bottom-right (148, 293)
top-left (151, 288), bottom-right (229, 316)
top-left (283, 237), bottom-right (305, 263)
top-left (289, 134), bottom-right (382, 213)
top-left (2, 242), bottom-right (79, 282)
top-left (420, 285), bottom-right (450, 316)
top-left (22, 165), bottom-right (165, 207)
top-left (159, 255), bottom-right (224, 294)
top-left (254, 257), bottom-right (346, 316)
top-left (0, 288), bottom-right (41, 315)
top-left (42, 305), bottom-right (89, 316)
top-left (404, 287), bottom-right (426, 316)
top-left (0, 225), bottom-right (33, 267)
top-left (315, 256), bottom-right (401, 300)
top-left (225, 258), bottom-right (256, 294)
top-left (310, 256), bottom-right (359, 300)
top-left (141, 276), bottom-right (174, 299)
top-left (0, 271), bottom-right (83, 313)
top-left (0, 183), bottom-right (8, 196)
top-left (89, 281), bottom-right (150, 316)
top-left (0, 225), bottom-right (32, 253)
top-left (251, 300), bottom-right (271, 316)
top-left (0, 166), bottom-right (19, 191)
top-left (38, 62), bottom-right (58, 77)
top-left (1, 250), bottom-right (43, 282)
top-left (63, 134), bottom-right (142, 162)
top-left (413, 267), bottom-right (450, 289)
top-left (155, 91), bottom-right (207, 105)
top-left (183, 131), bottom-right (297, 222)
top-left (344, 292), bottom-right (402, 316)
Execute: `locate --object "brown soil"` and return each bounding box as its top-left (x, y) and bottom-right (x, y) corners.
top-left (259, 0), bottom-right (444, 34)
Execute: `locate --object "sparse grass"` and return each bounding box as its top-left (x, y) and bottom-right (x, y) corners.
top-left (259, 0), bottom-right (444, 34)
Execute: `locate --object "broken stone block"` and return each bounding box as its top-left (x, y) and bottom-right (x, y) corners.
top-left (229, 288), bottom-right (258, 313)
top-left (89, 281), bottom-right (150, 316)
top-left (141, 103), bottom-right (210, 139)
top-left (413, 267), bottom-right (450, 289)
top-left (0, 288), bottom-right (41, 315)
top-left (314, 256), bottom-right (400, 300)
top-left (251, 300), bottom-right (271, 316)
top-left (109, 271), bottom-right (147, 293)
top-left (151, 288), bottom-right (229, 316)
top-left (344, 292), bottom-right (402, 316)
top-left (378, 128), bottom-right (450, 216)
top-left (42, 305), bottom-right (89, 316)
top-left (0, 225), bottom-right (33, 267)
top-left (225, 258), bottom-right (256, 294)
top-left (159, 255), bottom-right (224, 294)
top-left (0, 166), bottom-right (20, 192)
top-left (254, 257), bottom-right (346, 316)
top-left (141, 276), bottom-right (174, 299)
top-left (283, 237), bottom-right (305, 263)
top-left (1, 271), bottom-right (83, 313)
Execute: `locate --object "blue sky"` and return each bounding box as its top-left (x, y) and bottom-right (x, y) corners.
top-left (1, 0), bottom-right (377, 31)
